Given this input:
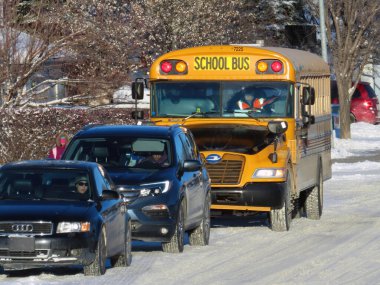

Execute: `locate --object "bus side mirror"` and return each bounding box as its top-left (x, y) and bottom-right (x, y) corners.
top-left (267, 121), bottom-right (288, 164)
top-left (132, 82), bottom-right (144, 100)
top-left (302, 114), bottom-right (315, 126)
top-left (302, 87), bottom-right (315, 105)
top-left (268, 121), bottom-right (288, 135)
top-left (131, 110), bottom-right (144, 120)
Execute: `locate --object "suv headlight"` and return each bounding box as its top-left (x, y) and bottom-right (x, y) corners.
top-left (253, 168), bottom-right (286, 178)
top-left (139, 180), bottom-right (171, 197)
top-left (57, 222), bottom-right (90, 233)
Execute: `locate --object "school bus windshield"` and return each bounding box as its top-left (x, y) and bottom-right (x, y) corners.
top-left (150, 81), bottom-right (294, 118)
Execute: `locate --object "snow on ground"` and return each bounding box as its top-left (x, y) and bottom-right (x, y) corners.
top-left (112, 85), bottom-right (150, 109)
top-left (1, 123), bottom-right (380, 284)
top-left (332, 122), bottom-right (380, 159)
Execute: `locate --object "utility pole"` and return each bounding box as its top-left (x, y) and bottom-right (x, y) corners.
top-left (319, 0), bottom-right (328, 63)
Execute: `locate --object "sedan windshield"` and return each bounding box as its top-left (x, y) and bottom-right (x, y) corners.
top-left (0, 170), bottom-right (92, 201)
top-left (151, 81), bottom-right (294, 118)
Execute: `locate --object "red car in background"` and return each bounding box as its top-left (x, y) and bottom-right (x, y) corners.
top-left (331, 81), bottom-right (380, 124)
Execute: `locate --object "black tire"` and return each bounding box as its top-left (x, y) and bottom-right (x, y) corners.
top-left (189, 192), bottom-right (211, 246)
top-left (162, 200), bottom-right (185, 253)
top-left (305, 164), bottom-right (323, 220)
top-left (292, 191), bottom-right (306, 219)
top-left (84, 227), bottom-right (107, 276)
top-left (110, 219), bottom-right (132, 267)
top-left (292, 197), bottom-right (302, 219)
top-left (269, 167), bottom-right (292, 231)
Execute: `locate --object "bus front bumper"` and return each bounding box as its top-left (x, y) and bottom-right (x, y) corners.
top-left (211, 182), bottom-right (286, 211)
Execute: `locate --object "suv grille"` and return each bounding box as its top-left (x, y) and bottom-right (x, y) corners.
top-left (0, 222), bottom-right (53, 235)
top-left (206, 160), bottom-right (243, 184)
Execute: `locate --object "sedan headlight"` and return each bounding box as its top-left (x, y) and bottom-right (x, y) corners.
top-left (139, 180), bottom-right (171, 197)
top-left (253, 168), bottom-right (286, 178)
top-left (57, 222), bottom-right (90, 233)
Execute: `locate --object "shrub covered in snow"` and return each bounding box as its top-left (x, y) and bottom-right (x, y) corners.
top-left (0, 107), bottom-right (144, 164)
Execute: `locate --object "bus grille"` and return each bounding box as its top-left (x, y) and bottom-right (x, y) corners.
top-left (206, 160), bottom-right (243, 184)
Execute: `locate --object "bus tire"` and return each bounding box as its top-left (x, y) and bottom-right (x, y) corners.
top-left (292, 197), bottom-right (304, 219)
top-left (269, 167), bottom-right (292, 231)
top-left (305, 164), bottom-right (323, 220)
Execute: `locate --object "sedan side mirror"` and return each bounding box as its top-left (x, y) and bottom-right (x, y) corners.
top-left (102, 189), bottom-right (120, 200)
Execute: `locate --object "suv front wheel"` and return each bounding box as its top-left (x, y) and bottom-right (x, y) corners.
top-left (162, 200), bottom-right (185, 253)
top-left (189, 192), bottom-right (211, 246)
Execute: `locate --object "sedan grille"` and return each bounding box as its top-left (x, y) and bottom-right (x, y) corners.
top-left (0, 222), bottom-right (53, 236)
top-left (205, 160), bottom-right (243, 185)
top-left (0, 249), bottom-right (49, 258)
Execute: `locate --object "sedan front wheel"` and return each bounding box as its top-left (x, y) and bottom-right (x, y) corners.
top-left (84, 227), bottom-right (107, 276)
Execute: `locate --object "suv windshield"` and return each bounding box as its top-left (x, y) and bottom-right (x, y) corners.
top-left (151, 81), bottom-right (294, 118)
top-left (64, 137), bottom-right (172, 170)
top-left (0, 169), bottom-right (92, 201)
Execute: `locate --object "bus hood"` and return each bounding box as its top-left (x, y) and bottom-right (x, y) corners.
top-left (186, 123), bottom-right (273, 154)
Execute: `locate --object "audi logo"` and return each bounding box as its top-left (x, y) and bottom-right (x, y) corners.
top-left (12, 224), bottom-right (34, 232)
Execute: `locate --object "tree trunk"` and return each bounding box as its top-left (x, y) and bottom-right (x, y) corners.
top-left (336, 79), bottom-right (351, 139)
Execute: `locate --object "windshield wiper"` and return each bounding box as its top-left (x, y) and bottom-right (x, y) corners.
top-left (225, 109), bottom-right (261, 121)
top-left (185, 111), bottom-right (220, 119)
top-left (245, 110), bottom-right (262, 121)
top-left (159, 114), bottom-right (189, 118)
top-left (180, 111), bottom-right (219, 125)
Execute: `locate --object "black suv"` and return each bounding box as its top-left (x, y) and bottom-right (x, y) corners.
top-left (62, 125), bottom-right (211, 253)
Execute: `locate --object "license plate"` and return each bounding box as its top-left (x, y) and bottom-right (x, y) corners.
top-left (8, 236), bottom-right (35, 252)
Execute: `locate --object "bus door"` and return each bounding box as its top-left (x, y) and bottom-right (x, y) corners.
top-left (295, 83), bottom-right (317, 191)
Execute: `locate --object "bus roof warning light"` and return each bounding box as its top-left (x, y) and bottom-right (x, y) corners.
top-left (271, 61), bottom-right (283, 72)
top-left (161, 61), bottom-right (173, 73)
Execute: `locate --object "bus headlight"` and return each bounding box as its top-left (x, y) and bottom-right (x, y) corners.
top-left (253, 168), bottom-right (286, 178)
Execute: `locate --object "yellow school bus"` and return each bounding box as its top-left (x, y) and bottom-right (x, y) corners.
top-left (133, 45), bottom-right (332, 231)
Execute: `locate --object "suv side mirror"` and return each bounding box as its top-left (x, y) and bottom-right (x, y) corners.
top-left (132, 82), bottom-right (144, 100)
top-left (302, 87), bottom-right (315, 105)
top-left (183, 160), bottom-right (202, 172)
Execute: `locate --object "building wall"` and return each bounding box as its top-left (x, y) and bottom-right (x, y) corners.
top-left (362, 64), bottom-right (380, 96)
